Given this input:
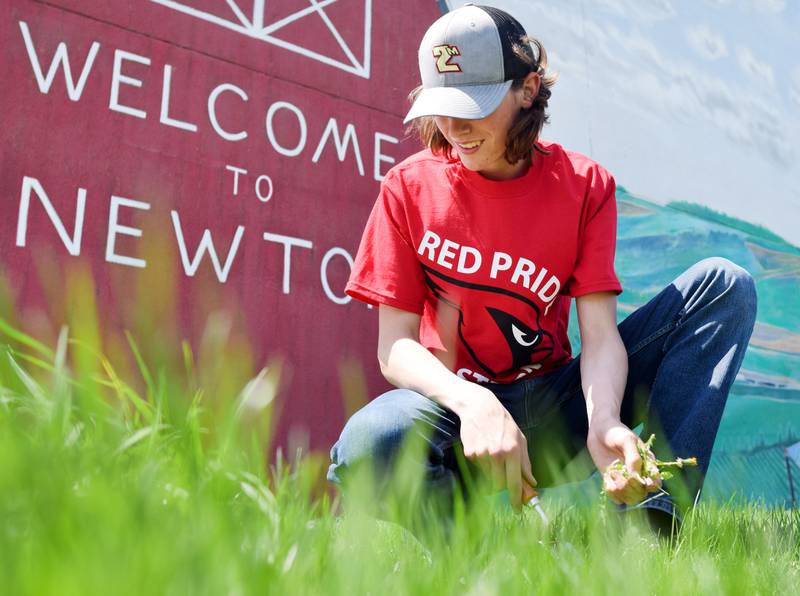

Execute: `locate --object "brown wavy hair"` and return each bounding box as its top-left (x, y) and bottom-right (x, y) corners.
top-left (408, 37), bottom-right (558, 164)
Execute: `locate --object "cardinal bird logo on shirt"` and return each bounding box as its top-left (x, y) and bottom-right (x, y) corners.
top-left (422, 265), bottom-right (555, 380)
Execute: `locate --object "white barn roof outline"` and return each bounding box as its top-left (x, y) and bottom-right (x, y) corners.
top-left (150, 0), bottom-right (373, 78)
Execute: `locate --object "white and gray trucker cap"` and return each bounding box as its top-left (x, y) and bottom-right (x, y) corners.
top-left (403, 4), bottom-right (535, 124)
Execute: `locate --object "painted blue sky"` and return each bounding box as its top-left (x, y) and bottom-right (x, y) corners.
top-left (446, 0), bottom-right (800, 245)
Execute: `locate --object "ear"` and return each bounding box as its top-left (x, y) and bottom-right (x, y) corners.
top-left (520, 72), bottom-right (541, 109)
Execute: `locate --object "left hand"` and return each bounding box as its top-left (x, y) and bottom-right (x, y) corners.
top-left (586, 418), bottom-right (659, 505)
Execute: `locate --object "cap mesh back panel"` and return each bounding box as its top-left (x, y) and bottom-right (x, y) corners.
top-left (477, 5), bottom-right (535, 80)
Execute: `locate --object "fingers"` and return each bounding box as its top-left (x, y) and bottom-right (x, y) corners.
top-left (509, 435), bottom-right (540, 509)
top-left (473, 452), bottom-right (508, 494)
top-left (461, 422), bottom-right (534, 509)
top-left (604, 467), bottom-right (647, 505)
top-left (522, 484), bottom-right (538, 505)
top-left (603, 468), bottom-right (624, 502)
top-left (506, 443), bottom-right (540, 509)
top-left (622, 437), bottom-right (643, 476)
top-left (490, 458), bottom-right (505, 491)
top-left (622, 477), bottom-right (646, 504)
top-left (603, 455), bottom-right (648, 505)
top-left (505, 454), bottom-right (522, 510)
top-left (472, 455), bottom-right (503, 491)
top-left (521, 453), bottom-right (538, 504)
top-left (650, 473), bottom-right (663, 492)
top-left (608, 437), bottom-right (646, 505)
top-left (521, 452), bottom-right (538, 490)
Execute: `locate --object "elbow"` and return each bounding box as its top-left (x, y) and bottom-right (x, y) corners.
top-left (378, 359), bottom-right (400, 388)
top-left (378, 352), bottom-right (389, 378)
top-left (377, 339), bottom-right (408, 387)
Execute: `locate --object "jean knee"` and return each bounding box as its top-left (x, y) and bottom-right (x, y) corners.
top-left (698, 257), bottom-right (758, 319)
top-left (328, 392), bottom-right (421, 484)
top-left (338, 410), bottom-right (406, 467)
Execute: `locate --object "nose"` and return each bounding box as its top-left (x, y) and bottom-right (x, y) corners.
top-left (440, 116), bottom-right (471, 135)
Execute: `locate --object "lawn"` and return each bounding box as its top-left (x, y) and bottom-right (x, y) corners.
top-left (1, 319), bottom-right (798, 595)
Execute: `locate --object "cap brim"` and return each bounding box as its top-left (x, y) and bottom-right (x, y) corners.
top-left (403, 80), bottom-right (513, 124)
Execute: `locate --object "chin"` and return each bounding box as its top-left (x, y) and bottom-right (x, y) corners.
top-left (457, 156), bottom-right (483, 171)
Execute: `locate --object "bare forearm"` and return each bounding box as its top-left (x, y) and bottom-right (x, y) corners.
top-left (576, 294), bottom-right (649, 498)
top-left (380, 338), bottom-right (487, 415)
top-left (580, 335), bottom-right (628, 426)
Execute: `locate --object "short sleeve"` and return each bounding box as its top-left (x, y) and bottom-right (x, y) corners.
top-left (562, 167), bottom-right (623, 298)
top-left (345, 171), bottom-right (427, 314)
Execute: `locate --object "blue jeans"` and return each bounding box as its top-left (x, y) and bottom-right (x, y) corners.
top-left (328, 258), bottom-right (757, 523)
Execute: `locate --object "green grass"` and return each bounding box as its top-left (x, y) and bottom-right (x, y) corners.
top-left (1, 320), bottom-right (799, 595)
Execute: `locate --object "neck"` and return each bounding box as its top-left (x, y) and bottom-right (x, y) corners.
top-left (479, 155), bottom-right (532, 181)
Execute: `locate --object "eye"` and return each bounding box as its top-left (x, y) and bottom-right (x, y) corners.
top-left (512, 324), bottom-right (539, 347)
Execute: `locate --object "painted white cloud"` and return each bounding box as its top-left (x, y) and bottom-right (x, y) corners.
top-left (790, 66), bottom-right (800, 106)
top-left (594, 0), bottom-right (676, 22)
top-left (749, 0), bottom-right (786, 14)
top-left (545, 49), bottom-right (584, 77)
top-left (502, 1), bottom-right (634, 75)
top-left (685, 25), bottom-right (728, 60)
top-left (704, 0), bottom-right (785, 11)
top-left (737, 47), bottom-right (775, 86)
top-left (594, 29), bottom-right (793, 166)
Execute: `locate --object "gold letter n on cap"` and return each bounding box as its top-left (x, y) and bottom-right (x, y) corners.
top-left (432, 44), bottom-right (462, 73)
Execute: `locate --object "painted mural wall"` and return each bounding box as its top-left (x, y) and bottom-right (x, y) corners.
top-left (1, 0), bottom-right (798, 506)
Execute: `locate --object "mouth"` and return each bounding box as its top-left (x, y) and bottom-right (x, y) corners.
top-left (455, 140), bottom-right (483, 154)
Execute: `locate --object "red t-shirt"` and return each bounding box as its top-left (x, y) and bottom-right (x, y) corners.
top-left (346, 140), bottom-right (622, 384)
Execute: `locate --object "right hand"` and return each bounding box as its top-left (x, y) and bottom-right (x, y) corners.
top-left (456, 385), bottom-right (538, 510)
